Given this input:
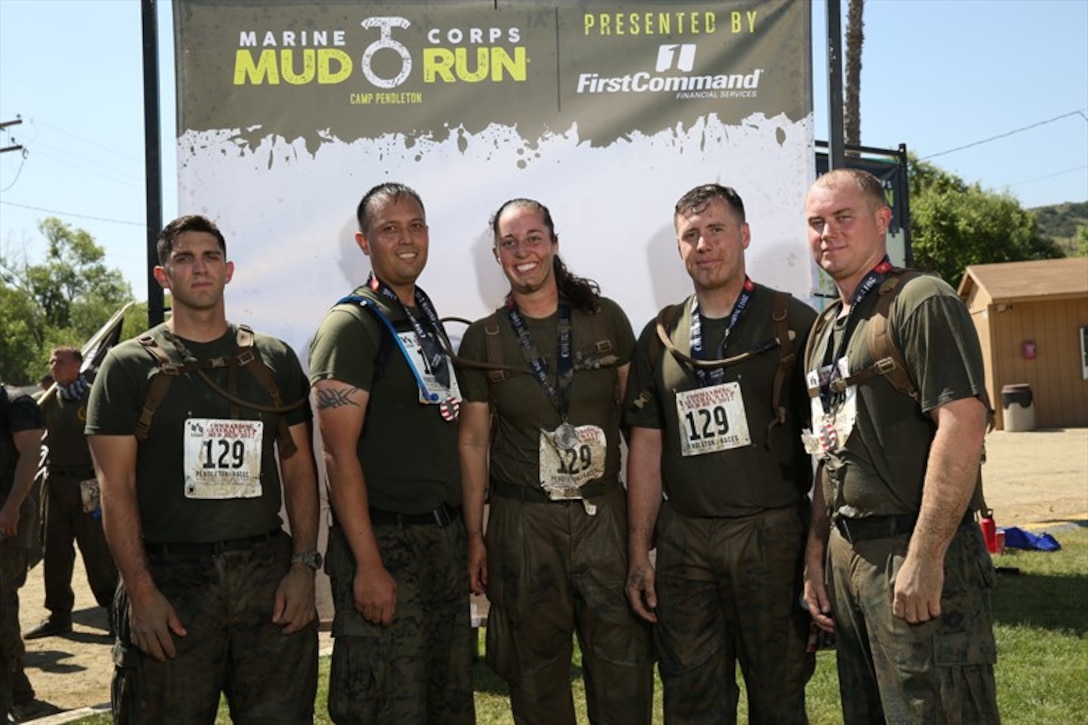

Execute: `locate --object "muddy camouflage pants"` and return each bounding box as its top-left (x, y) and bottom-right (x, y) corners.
top-left (653, 501), bottom-right (814, 725)
top-left (111, 531), bottom-right (318, 724)
top-left (325, 519), bottom-right (474, 725)
top-left (0, 543), bottom-right (33, 711)
top-left (827, 520), bottom-right (1000, 724)
top-left (485, 486), bottom-right (653, 725)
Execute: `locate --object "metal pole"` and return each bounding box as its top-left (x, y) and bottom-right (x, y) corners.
top-left (898, 143), bottom-right (913, 266)
top-left (826, 0), bottom-right (845, 169)
top-left (142, 0), bottom-right (165, 327)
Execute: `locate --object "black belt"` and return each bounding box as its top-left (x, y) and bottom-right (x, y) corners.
top-left (834, 511), bottom-right (975, 545)
top-left (144, 530), bottom-right (280, 556)
top-left (489, 479), bottom-right (617, 504)
top-left (369, 503), bottom-right (460, 528)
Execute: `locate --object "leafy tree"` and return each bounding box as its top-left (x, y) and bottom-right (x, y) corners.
top-left (121, 301), bottom-right (152, 341)
top-left (1075, 225), bottom-right (1088, 257)
top-left (0, 284), bottom-right (41, 385)
top-left (0, 218), bottom-right (134, 385)
top-left (1032, 201), bottom-right (1088, 240)
top-left (907, 157), bottom-right (1065, 285)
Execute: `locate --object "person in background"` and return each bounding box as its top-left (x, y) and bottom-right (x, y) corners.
top-left (25, 346), bottom-right (118, 641)
top-left (0, 383), bottom-right (44, 721)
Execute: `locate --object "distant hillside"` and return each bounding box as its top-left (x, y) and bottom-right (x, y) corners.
top-left (1031, 201), bottom-right (1088, 255)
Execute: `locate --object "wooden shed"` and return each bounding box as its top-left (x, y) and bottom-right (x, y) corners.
top-left (958, 258), bottom-right (1088, 430)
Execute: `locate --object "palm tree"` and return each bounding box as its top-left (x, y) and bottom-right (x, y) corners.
top-left (845, 0), bottom-right (864, 146)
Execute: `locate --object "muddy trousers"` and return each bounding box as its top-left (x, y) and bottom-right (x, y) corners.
top-left (325, 518), bottom-right (475, 725)
top-left (0, 544), bottom-right (32, 710)
top-left (827, 521), bottom-right (1000, 724)
top-left (653, 502), bottom-right (814, 725)
top-left (485, 486), bottom-right (653, 725)
top-left (111, 531), bottom-right (318, 725)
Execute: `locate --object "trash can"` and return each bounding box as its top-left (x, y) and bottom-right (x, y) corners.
top-left (1001, 383), bottom-right (1035, 432)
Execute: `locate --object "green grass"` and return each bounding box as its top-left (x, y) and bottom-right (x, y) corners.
top-left (72, 526), bottom-right (1088, 724)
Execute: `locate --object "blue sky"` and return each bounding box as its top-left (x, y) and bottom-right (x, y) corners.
top-left (1, 0), bottom-right (1086, 302)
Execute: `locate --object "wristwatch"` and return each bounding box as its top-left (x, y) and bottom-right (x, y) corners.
top-left (291, 551), bottom-right (323, 570)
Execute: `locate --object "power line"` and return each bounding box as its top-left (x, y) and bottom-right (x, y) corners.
top-left (1, 114), bottom-right (143, 164)
top-left (0, 200), bottom-right (144, 227)
top-left (0, 147), bottom-right (28, 192)
top-left (1008, 164), bottom-right (1088, 189)
top-left (0, 115), bottom-right (143, 192)
top-left (921, 110), bottom-right (1088, 160)
top-left (31, 117), bottom-right (143, 163)
top-left (23, 144), bottom-right (142, 190)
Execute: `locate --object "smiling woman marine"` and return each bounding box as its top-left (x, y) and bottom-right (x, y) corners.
top-left (455, 198), bottom-right (653, 725)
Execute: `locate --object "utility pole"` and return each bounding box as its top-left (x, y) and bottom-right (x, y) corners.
top-left (826, 0), bottom-right (845, 169)
top-left (0, 117), bottom-right (24, 155)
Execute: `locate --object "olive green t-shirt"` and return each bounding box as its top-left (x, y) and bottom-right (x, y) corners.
top-left (624, 285), bottom-right (818, 516)
top-left (1, 385), bottom-right (44, 547)
top-left (805, 274), bottom-right (989, 516)
top-left (42, 388), bottom-right (93, 470)
top-left (85, 323), bottom-right (310, 543)
top-left (458, 297), bottom-right (634, 490)
top-left (308, 287), bottom-right (461, 514)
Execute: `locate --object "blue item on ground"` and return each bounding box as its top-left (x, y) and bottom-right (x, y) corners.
top-left (1000, 526), bottom-right (1061, 551)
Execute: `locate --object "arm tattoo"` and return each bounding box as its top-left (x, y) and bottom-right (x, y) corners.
top-left (316, 387), bottom-right (360, 410)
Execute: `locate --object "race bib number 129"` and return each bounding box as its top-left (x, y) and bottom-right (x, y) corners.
top-left (538, 424), bottom-right (607, 499)
top-left (675, 382), bottom-right (751, 456)
top-left (183, 418), bottom-right (264, 499)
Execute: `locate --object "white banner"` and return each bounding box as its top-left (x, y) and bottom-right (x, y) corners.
top-left (174, 0), bottom-right (814, 356)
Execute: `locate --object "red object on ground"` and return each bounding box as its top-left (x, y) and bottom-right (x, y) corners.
top-left (980, 516), bottom-right (998, 553)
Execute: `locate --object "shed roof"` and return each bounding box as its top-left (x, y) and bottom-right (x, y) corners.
top-left (958, 257), bottom-right (1088, 304)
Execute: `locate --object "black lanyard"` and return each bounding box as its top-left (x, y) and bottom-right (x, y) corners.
top-left (366, 274), bottom-right (450, 389)
top-left (818, 257), bottom-right (893, 413)
top-left (690, 277), bottom-right (754, 387)
top-left (504, 296), bottom-right (574, 421)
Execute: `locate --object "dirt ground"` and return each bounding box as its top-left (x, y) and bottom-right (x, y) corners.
top-left (15, 428), bottom-right (1088, 722)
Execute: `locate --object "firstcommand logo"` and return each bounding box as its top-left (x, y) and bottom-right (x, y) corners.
top-left (577, 43), bottom-right (763, 99)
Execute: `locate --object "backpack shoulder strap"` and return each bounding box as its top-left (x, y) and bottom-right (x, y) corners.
top-left (584, 303), bottom-right (619, 403)
top-left (135, 328), bottom-right (305, 459)
top-left (232, 325), bottom-right (299, 459)
top-left (650, 303), bottom-right (683, 366)
top-left (804, 304), bottom-right (838, 399)
top-left (767, 290), bottom-right (794, 431)
top-left (483, 312), bottom-right (506, 385)
top-left (338, 294), bottom-right (397, 381)
top-left (867, 271), bottom-right (919, 401)
top-left (827, 269), bottom-right (920, 400)
top-left (135, 333), bottom-right (180, 442)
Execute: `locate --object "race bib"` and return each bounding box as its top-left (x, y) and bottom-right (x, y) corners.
top-left (805, 357), bottom-right (858, 456)
top-left (399, 332), bottom-right (462, 405)
top-left (675, 382), bottom-right (751, 456)
top-left (538, 424), bottom-right (607, 500)
top-left (79, 478), bottom-right (100, 514)
top-left (183, 418), bottom-right (264, 499)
